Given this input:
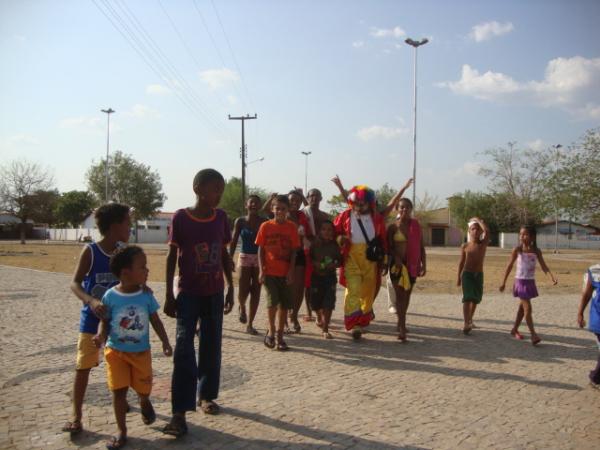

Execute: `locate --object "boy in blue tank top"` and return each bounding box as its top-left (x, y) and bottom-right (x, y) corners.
top-left (62, 203), bottom-right (131, 435)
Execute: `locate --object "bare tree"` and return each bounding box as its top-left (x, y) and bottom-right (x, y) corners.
top-left (414, 191), bottom-right (442, 224)
top-left (0, 159), bottom-right (55, 244)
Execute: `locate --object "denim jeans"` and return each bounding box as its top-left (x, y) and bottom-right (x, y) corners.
top-left (171, 291), bottom-right (224, 413)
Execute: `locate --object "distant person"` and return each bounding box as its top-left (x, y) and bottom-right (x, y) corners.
top-left (309, 220), bottom-right (342, 338)
top-left (386, 193), bottom-right (427, 342)
top-left (500, 225), bottom-right (557, 345)
top-left (333, 185), bottom-right (387, 340)
top-left (93, 246), bottom-right (172, 450)
top-left (62, 203), bottom-right (131, 436)
top-left (163, 168), bottom-right (234, 437)
top-left (577, 262), bottom-right (600, 389)
top-left (229, 195), bottom-right (267, 335)
top-left (255, 194), bottom-right (301, 351)
top-left (457, 217), bottom-right (490, 335)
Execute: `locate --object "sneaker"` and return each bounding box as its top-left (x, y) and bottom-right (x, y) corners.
top-left (388, 306), bottom-right (397, 314)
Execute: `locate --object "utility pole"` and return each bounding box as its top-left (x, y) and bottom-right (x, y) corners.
top-left (301, 151), bottom-right (312, 193)
top-left (228, 114), bottom-right (257, 206)
top-left (553, 144), bottom-right (562, 253)
top-left (101, 108), bottom-right (115, 202)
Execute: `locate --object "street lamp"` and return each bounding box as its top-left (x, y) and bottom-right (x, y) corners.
top-left (301, 151), bottom-right (312, 193)
top-left (245, 156), bottom-right (264, 187)
top-left (101, 108), bottom-right (115, 202)
top-left (553, 144), bottom-right (562, 253)
top-left (404, 37), bottom-right (428, 207)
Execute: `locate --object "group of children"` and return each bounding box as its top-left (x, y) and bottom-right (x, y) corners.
top-left (63, 167), bottom-right (600, 448)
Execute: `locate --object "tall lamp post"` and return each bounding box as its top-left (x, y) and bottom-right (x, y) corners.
top-left (553, 144), bottom-right (562, 253)
top-left (245, 156), bottom-right (265, 188)
top-left (301, 151), bottom-right (312, 193)
top-left (404, 37), bottom-right (428, 207)
top-left (101, 108), bottom-right (115, 202)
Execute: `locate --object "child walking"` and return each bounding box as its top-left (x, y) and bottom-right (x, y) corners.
top-left (163, 168), bottom-right (234, 437)
top-left (309, 220), bottom-right (342, 339)
top-left (63, 203), bottom-right (131, 435)
top-left (94, 246), bottom-right (172, 449)
top-left (230, 195), bottom-right (266, 335)
top-left (457, 217), bottom-right (490, 335)
top-left (255, 194), bottom-right (301, 351)
top-left (577, 262), bottom-right (600, 389)
top-left (500, 225), bottom-right (557, 345)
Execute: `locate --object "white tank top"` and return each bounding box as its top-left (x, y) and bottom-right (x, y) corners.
top-left (516, 252), bottom-right (536, 280)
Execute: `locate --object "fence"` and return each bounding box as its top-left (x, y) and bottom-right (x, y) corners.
top-left (500, 233), bottom-right (600, 250)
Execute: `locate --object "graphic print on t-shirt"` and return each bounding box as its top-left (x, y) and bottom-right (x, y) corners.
top-left (194, 242), bottom-right (221, 272)
top-left (114, 304), bottom-right (148, 344)
top-left (91, 272), bottom-right (118, 299)
top-left (265, 233), bottom-right (293, 262)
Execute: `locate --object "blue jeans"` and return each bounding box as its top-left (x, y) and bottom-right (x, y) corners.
top-left (171, 291), bottom-right (224, 413)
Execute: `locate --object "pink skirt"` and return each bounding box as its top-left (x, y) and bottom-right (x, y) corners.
top-left (238, 253), bottom-right (259, 268)
top-left (513, 278), bottom-right (538, 300)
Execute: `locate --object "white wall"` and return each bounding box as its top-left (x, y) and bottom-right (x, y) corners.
top-left (47, 228), bottom-right (168, 244)
top-left (500, 233), bottom-right (600, 250)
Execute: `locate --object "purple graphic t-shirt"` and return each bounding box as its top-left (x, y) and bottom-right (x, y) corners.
top-left (169, 208), bottom-right (231, 296)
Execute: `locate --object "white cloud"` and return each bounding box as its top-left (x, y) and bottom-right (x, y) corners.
top-left (352, 40), bottom-right (365, 48)
top-left (226, 95), bottom-right (237, 105)
top-left (199, 68), bottom-right (239, 90)
top-left (452, 162), bottom-right (481, 177)
top-left (60, 116), bottom-right (103, 129)
top-left (526, 139), bottom-right (545, 152)
top-left (370, 26), bottom-right (406, 39)
top-left (356, 125), bottom-right (408, 141)
top-left (469, 21), bottom-right (514, 42)
top-left (146, 84), bottom-right (170, 95)
top-left (123, 104), bottom-right (160, 119)
top-left (7, 134), bottom-right (39, 145)
top-left (437, 56), bottom-right (600, 118)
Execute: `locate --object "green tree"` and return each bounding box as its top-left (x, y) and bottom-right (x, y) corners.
top-left (219, 177), bottom-right (269, 220)
top-left (0, 158), bottom-right (55, 243)
top-left (26, 189), bottom-right (60, 225)
top-left (55, 190), bottom-right (97, 227)
top-left (86, 151), bottom-right (166, 239)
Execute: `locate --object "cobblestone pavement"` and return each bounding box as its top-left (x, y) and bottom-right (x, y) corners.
top-left (1, 265), bottom-right (599, 449)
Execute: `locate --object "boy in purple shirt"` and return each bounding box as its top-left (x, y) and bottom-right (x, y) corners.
top-left (163, 168), bottom-right (234, 437)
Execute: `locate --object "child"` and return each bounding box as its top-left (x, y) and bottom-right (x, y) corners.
top-left (255, 194), bottom-right (301, 351)
top-left (457, 217), bottom-right (490, 335)
top-left (229, 195), bottom-right (266, 335)
top-left (94, 246), bottom-right (172, 450)
top-left (577, 262), bottom-right (600, 388)
top-left (333, 185), bottom-right (387, 340)
top-left (309, 220), bottom-right (342, 339)
top-left (62, 203), bottom-right (131, 435)
top-left (163, 168), bottom-right (234, 437)
top-left (500, 225), bottom-right (557, 345)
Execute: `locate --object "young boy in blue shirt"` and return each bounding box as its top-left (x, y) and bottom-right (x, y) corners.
top-left (94, 245), bottom-right (172, 450)
top-left (63, 203), bottom-right (131, 435)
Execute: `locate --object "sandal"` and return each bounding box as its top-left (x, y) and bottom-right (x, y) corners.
top-left (162, 415), bottom-right (188, 437)
top-left (532, 336), bottom-right (542, 346)
top-left (106, 435), bottom-right (127, 449)
top-left (200, 400), bottom-right (220, 415)
top-left (141, 402), bottom-right (156, 425)
top-left (323, 331), bottom-right (333, 339)
top-left (276, 340), bottom-right (289, 351)
top-left (61, 420), bottom-right (82, 434)
top-left (246, 326), bottom-right (259, 335)
top-left (238, 306), bottom-right (247, 324)
top-left (511, 330), bottom-right (524, 340)
top-left (263, 334), bottom-right (275, 349)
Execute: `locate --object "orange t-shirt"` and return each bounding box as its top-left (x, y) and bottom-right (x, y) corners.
top-left (255, 219), bottom-right (301, 277)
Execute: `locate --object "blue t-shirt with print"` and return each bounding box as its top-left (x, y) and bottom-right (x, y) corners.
top-left (586, 264), bottom-right (600, 334)
top-left (102, 288), bottom-right (160, 352)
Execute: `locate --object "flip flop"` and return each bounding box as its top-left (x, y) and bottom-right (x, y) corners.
top-left (200, 400), bottom-right (221, 415)
top-left (162, 415), bottom-right (188, 437)
top-left (263, 334), bottom-right (275, 349)
top-left (106, 435), bottom-right (127, 449)
top-left (511, 330), bottom-right (524, 340)
top-left (141, 402), bottom-right (156, 425)
top-left (532, 336), bottom-right (542, 346)
top-left (61, 420), bottom-right (82, 434)
top-left (246, 326), bottom-right (259, 335)
top-left (276, 340), bottom-right (289, 351)
top-left (238, 306), bottom-right (247, 324)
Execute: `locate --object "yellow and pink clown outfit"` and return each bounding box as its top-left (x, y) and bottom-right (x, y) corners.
top-left (333, 186), bottom-right (387, 331)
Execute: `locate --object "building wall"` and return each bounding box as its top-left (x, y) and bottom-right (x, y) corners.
top-left (500, 232), bottom-right (600, 250)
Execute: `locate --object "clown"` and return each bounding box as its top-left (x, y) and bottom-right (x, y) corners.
top-left (333, 185), bottom-right (388, 340)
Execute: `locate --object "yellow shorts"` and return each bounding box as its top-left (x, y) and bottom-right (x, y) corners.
top-left (76, 332), bottom-right (100, 370)
top-left (104, 347), bottom-right (153, 395)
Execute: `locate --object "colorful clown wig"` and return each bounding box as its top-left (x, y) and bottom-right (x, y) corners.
top-left (347, 185), bottom-right (376, 211)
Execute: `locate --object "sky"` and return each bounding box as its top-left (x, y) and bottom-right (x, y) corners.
top-left (1, 0), bottom-right (599, 213)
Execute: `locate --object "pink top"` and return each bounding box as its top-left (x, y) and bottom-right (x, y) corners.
top-left (516, 252), bottom-right (536, 280)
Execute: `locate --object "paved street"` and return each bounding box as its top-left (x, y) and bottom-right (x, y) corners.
top-left (1, 264), bottom-right (599, 449)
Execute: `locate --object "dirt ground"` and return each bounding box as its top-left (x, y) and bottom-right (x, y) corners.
top-left (1, 241), bottom-right (598, 295)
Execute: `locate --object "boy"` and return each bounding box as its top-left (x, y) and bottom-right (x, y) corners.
top-left (577, 262), bottom-right (600, 389)
top-left (163, 168), bottom-right (234, 437)
top-left (255, 194), bottom-right (301, 351)
top-left (309, 220), bottom-right (341, 339)
top-left (63, 203), bottom-right (131, 435)
top-left (94, 246), bottom-right (172, 450)
top-left (457, 217), bottom-right (490, 335)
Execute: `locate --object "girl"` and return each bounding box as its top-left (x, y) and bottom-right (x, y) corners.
top-left (499, 225), bottom-right (557, 345)
top-left (229, 195), bottom-right (266, 335)
top-left (333, 185), bottom-right (387, 340)
top-left (386, 197), bottom-right (426, 341)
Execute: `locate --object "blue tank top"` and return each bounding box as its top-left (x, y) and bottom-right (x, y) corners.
top-left (79, 242), bottom-right (120, 333)
top-left (240, 219), bottom-right (259, 255)
top-left (588, 265), bottom-right (600, 334)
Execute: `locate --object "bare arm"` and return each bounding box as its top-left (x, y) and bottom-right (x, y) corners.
top-left (500, 248), bottom-right (519, 291)
top-left (287, 248), bottom-right (297, 285)
top-left (419, 234), bottom-right (427, 277)
top-left (164, 244), bottom-right (178, 318)
top-left (577, 276), bottom-right (593, 328)
top-left (382, 178), bottom-right (413, 217)
top-left (70, 245), bottom-right (107, 319)
top-left (331, 175), bottom-right (348, 200)
top-left (150, 312), bottom-right (172, 356)
top-left (222, 245), bottom-right (234, 314)
top-left (258, 245), bottom-right (266, 283)
top-left (92, 319), bottom-right (109, 347)
top-left (262, 193), bottom-right (276, 216)
top-left (457, 245), bottom-right (466, 286)
top-left (536, 248), bottom-right (557, 284)
top-left (229, 218), bottom-right (243, 257)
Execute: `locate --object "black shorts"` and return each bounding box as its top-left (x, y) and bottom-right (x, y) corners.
top-left (309, 273), bottom-right (337, 311)
top-left (295, 248), bottom-right (306, 267)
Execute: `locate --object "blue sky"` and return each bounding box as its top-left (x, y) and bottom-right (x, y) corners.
top-left (1, 0), bottom-right (599, 213)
